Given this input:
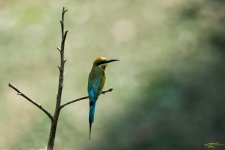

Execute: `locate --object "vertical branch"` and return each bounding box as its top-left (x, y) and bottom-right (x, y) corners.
top-left (56, 7), bottom-right (68, 115)
top-left (47, 7), bottom-right (68, 150)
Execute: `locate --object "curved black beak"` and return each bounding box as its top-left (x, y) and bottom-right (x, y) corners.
top-left (96, 59), bottom-right (119, 66)
top-left (105, 59), bottom-right (120, 64)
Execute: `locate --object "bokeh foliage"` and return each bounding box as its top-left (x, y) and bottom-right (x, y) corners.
top-left (0, 0), bottom-right (224, 149)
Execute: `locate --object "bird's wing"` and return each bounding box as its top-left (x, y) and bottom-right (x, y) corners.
top-left (88, 69), bottom-right (105, 102)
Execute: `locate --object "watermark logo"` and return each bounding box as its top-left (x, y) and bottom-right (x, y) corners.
top-left (204, 141), bottom-right (223, 149)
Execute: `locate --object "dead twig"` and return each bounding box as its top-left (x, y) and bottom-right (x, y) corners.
top-left (8, 83), bottom-right (53, 121)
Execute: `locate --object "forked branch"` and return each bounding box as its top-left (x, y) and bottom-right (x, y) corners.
top-left (8, 6), bottom-right (114, 150)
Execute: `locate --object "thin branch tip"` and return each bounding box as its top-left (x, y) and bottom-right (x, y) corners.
top-left (65, 31), bottom-right (68, 36)
top-left (62, 7), bottom-right (68, 13)
top-left (9, 83), bottom-right (13, 88)
top-left (109, 88), bottom-right (113, 91)
top-left (102, 88), bottom-right (113, 94)
top-left (63, 31), bottom-right (68, 38)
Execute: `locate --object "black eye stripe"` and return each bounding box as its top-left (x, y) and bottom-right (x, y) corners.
top-left (96, 61), bottom-right (106, 66)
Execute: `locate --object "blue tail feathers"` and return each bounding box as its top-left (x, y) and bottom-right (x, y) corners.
top-left (89, 101), bottom-right (96, 140)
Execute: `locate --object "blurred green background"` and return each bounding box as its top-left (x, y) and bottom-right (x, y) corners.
top-left (0, 0), bottom-right (225, 149)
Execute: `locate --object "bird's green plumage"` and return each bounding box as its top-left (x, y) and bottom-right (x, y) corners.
top-left (88, 66), bottom-right (106, 99)
top-left (88, 62), bottom-right (106, 140)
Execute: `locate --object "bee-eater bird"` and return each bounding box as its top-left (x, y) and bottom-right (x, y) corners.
top-left (88, 57), bottom-right (119, 140)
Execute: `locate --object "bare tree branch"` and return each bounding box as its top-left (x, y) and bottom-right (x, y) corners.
top-left (8, 6), bottom-right (114, 150)
top-left (60, 88), bottom-right (113, 110)
top-left (47, 7), bottom-right (68, 150)
top-left (8, 83), bottom-right (53, 121)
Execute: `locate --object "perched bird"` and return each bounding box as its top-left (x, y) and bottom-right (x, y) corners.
top-left (88, 57), bottom-right (119, 140)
